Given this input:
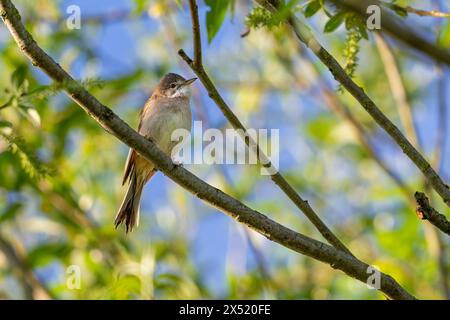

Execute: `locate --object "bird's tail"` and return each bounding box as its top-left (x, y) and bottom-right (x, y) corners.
top-left (115, 174), bottom-right (145, 233)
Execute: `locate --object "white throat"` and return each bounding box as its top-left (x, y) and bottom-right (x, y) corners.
top-left (170, 85), bottom-right (190, 98)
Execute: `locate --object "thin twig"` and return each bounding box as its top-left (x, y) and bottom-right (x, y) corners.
top-left (374, 33), bottom-right (420, 150)
top-left (434, 66), bottom-right (447, 171)
top-left (375, 31), bottom-right (449, 294)
top-left (0, 0), bottom-right (415, 300)
top-left (415, 192), bottom-right (450, 236)
top-left (0, 234), bottom-right (52, 299)
top-left (0, 96), bottom-right (13, 110)
top-left (435, 228), bottom-right (450, 298)
top-left (188, 0), bottom-right (202, 67)
top-left (390, 4), bottom-right (450, 18)
top-left (433, 0), bottom-right (449, 174)
top-left (180, 1), bottom-right (353, 256)
top-left (431, 0), bottom-right (450, 296)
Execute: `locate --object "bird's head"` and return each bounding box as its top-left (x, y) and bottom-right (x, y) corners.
top-left (156, 73), bottom-right (197, 98)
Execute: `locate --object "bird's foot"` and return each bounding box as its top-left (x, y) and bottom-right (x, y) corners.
top-left (172, 159), bottom-right (184, 167)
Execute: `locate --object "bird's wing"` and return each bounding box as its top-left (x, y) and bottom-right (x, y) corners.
top-left (122, 98), bottom-right (154, 185)
top-left (122, 148), bottom-right (136, 185)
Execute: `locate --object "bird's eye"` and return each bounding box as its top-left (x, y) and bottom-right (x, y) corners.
top-left (170, 83), bottom-right (177, 89)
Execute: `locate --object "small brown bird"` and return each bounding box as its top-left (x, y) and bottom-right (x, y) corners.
top-left (115, 73), bottom-right (196, 232)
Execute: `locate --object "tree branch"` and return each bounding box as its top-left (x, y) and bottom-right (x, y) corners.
top-left (292, 45), bottom-right (413, 199)
top-left (434, 228), bottom-right (450, 299)
top-left (0, 0), bottom-right (415, 300)
top-left (0, 234), bottom-right (52, 299)
top-left (390, 4), bottom-right (450, 18)
top-left (330, 0), bottom-right (450, 66)
top-left (256, 0), bottom-right (450, 210)
top-left (374, 33), bottom-right (420, 150)
top-left (415, 192), bottom-right (450, 236)
top-left (433, 66), bottom-right (448, 171)
top-left (320, 75), bottom-right (413, 198)
top-left (188, 0), bottom-right (202, 67)
top-left (180, 0), bottom-right (353, 256)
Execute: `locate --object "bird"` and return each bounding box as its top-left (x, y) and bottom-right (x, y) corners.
top-left (115, 73), bottom-right (196, 233)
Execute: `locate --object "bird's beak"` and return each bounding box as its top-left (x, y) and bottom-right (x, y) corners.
top-left (182, 78), bottom-right (197, 86)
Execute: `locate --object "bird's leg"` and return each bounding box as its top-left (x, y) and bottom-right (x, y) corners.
top-left (172, 158), bottom-right (184, 167)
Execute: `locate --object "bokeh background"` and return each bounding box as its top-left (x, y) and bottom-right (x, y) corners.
top-left (0, 0), bottom-right (449, 299)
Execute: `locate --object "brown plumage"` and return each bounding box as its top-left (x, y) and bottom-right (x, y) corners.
top-left (115, 73), bottom-right (196, 232)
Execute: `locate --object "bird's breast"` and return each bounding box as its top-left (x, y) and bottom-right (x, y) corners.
top-left (140, 98), bottom-right (192, 154)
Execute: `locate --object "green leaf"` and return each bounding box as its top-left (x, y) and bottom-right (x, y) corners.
top-left (0, 203), bottom-right (22, 224)
top-left (306, 115), bottom-right (338, 143)
top-left (357, 24), bottom-right (369, 40)
top-left (132, 0), bottom-right (149, 14)
top-left (26, 108), bottom-right (41, 127)
top-left (344, 13), bottom-right (357, 29)
top-left (324, 12), bottom-right (346, 33)
top-left (229, 0), bottom-right (237, 19)
top-left (205, 0), bottom-right (230, 43)
top-left (154, 273), bottom-right (183, 290)
top-left (17, 104), bottom-right (41, 127)
top-left (174, 0), bottom-right (182, 9)
top-left (346, 14), bottom-right (369, 40)
top-left (438, 21), bottom-right (450, 48)
top-left (11, 65), bottom-right (28, 90)
top-left (0, 132), bottom-right (50, 180)
top-left (0, 120), bottom-right (12, 128)
top-left (387, 4), bottom-right (408, 17)
top-left (304, 0), bottom-right (322, 18)
top-left (27, 243), bottom-right (72, 267)
top-left (27, 85), bottom-right (58, 100)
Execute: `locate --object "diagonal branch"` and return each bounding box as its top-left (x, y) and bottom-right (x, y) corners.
top-left (395, 4), bottom-right (450, 18)
top-left (415, 192), bottom-right (450, 236)
top-left (0, 234), bottom-right (52, 299)
top-left (373, 2), bottom-right (450, 295)
top-left (180, 0), bottom-right (353, 256)
top-left (256, 0), bottom-right (450, 210)
top-left (374, 33), bottom-right (420, 150)
top-left (330, 0), bottom-right (450, 66)
top-left (315, 71), bottom-right (414, 198)
top-left (290, 44), bottom-right (413, 199)
top-left (0, 0), bottom-right (415, 300)
top-left (434, 66), bottom-right (448, 171)
top-left (374, 30), bottom-right (450, 286)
